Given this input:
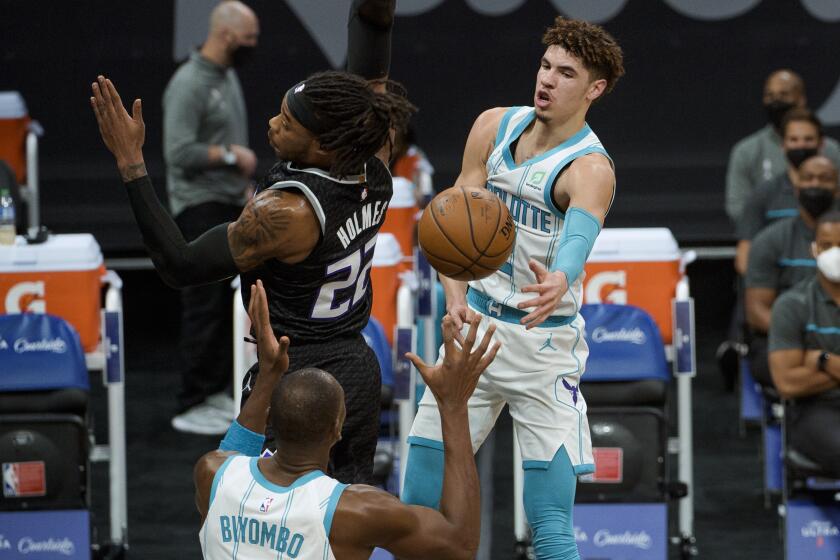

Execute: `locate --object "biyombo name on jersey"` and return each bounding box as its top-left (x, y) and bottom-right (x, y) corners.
top-left (218, 515), bottom-right (305, 558)
top-left (336, 200), bottom-right (389, 249)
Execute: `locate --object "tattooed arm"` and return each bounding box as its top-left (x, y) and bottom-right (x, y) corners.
top-left (227, 189), bottom-right (320, 270)
top-left (90, 75), bottom-right (320, 287)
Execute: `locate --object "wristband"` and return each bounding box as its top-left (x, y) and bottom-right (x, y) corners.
top-left (219, 420), bottom-right (265, 456)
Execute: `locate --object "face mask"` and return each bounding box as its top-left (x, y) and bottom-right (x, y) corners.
top-left (817, 246), bottom-right (840, 282)
top-left (798, 187), bottom-right (835, 219)
top-left (786, 147), bottom-right (819, 169)
top-left (231, 44), bottom-right (255, 68)
top-left (765, 100), bottom-right (795, 130)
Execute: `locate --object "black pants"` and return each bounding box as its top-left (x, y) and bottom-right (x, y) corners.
top-left (747, 332), bottom-right (773, 388)
top-left (790, 397), bottom-right (840, 478)
top-left (174, 201), bottom-right (242, 412)
top-left (241, 336), bottom-right (381, 485)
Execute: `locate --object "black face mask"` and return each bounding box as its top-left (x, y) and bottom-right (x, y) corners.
top-left (786, 147), bottom-right (819, 169)
top-left (231, 45), bottom-right (255, 68)
top-left (765, 100), bottom-right (795, 130)
top-left (798, 187), bottom-right (835, 219)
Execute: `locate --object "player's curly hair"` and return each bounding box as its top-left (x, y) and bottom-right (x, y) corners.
top-left (542, 17), bottom-right (625, 96)
top-left (300, 71), bottom-right (417, 178)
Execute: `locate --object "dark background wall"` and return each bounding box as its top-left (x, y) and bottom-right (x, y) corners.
top-left (3, 0), bottom-right (840, 252)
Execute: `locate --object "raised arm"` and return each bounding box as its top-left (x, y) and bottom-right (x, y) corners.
top-left (90, 76), bottom-right (319, 288)
top-left (194, 280), bottom-right (290, 522)
top-left (440, 108), bottom-right (507, 329)
top-left (330, 315), bottom-right (500, 559)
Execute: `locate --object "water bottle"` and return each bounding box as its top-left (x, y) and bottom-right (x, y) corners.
top-left (0, 188), bottom-right (16, 246)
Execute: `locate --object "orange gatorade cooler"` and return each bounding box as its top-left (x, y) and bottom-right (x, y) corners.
top-left (0, 91), bottom-right (31, 184)
top-left (380, 177), bottom-right (417, 271)
top-left (584, 228), bottom-right (682, 344)
top-left (0, 234), bottom-right (105, 351)
top-left (369, 233), bottom-right (403, 346)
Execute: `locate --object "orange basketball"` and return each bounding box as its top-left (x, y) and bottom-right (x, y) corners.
top-left (417, 185), bottom-right (515, 281)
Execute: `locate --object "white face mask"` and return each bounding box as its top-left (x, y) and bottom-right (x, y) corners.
top-left (817, 246), bottom-right (840, 282)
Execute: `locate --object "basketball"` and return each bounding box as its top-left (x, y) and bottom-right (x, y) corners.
top-left (417, 185), bottom-right (516, 281)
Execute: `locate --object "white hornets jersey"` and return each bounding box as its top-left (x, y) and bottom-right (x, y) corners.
top-left (200, 456), bottom-right (347, 560)
top-left (471, 106), bottom-right (612, 319)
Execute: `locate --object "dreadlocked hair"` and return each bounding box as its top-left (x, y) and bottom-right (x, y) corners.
top-left (302, 70), bottom-right (417, 178)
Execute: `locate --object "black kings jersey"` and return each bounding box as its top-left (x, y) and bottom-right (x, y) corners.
top-left (240, 158), bottom-right (392, 342)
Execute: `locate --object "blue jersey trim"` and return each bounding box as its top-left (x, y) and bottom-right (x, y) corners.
top-left (467, 288), bottom-right (575, 327)
top-left (523, 460), bottom-right (550, 470)
top-left (502, 112), bottom-right (593, 170)
top-left (494, 107), bottom-right (520, 149)
top-left (249, 458), bottom-right (324, 493)
top-left (407, 435), bottom-right (445, 451)
top-left (542, 146), bottom-right (610, 218)
top-left (778, 258), bottom-right (816, 268)
top-left (209, 455), bottom-right (237, 508)
top-left (573, 463), bottom-right (596, 475)
top-left (806, 324), bottom-right (840, 335)
top-left (322, 483), bottom-right (349, 537)
top-left (766, 208), bottom-right (798, 219)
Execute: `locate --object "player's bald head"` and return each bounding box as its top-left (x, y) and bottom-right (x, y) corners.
top-left (209, 1), bottom-right (258, 37)
top-left (270, 368), bottom-right (345, 447)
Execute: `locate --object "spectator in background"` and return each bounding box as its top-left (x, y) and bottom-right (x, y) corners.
top-left (746, 155), bottom-right (838, 386)
top-left (725, 69), bottom-right (840, 224)
top-left (769, 211), bottom-right (840, 477)
top-left (736, 109), bottom-right (830, 275)
top-left (164, 1), bottom-right (259, 434)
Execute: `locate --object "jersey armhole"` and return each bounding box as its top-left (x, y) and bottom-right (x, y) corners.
top-left (323, 483), bottom-right (349, 537)
top-left (543, 146), bottom-right (612, 218)
top-left (209, 455), bottom-right (239, 508)
top-left (267, 180), bottom-right (327, 236)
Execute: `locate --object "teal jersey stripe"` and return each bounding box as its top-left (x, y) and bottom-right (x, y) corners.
top-left (806, 323), bottom-right (840, 335)
top-left (778, 258), bottom-right (816, 267)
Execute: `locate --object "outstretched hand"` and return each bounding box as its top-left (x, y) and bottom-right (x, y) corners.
top-left (89, 75), bottom-right (146, 179)
top-left (517, 259), bottom-right (569, 330)
top-left (248, 280), bottom-right (290, 381)
top-left (406, 314), bottom-right (500, 410)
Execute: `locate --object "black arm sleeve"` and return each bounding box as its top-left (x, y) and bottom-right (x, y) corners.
top-left (124, 175), bottom-right (239, 288)
top-left (346, 0), bottom-right (394, 80)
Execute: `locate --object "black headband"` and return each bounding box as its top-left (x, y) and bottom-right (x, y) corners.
top-left (285, 81), bottom-right (334, 135)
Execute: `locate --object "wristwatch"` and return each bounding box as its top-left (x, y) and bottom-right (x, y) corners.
top-left (818, 351), bottom-right (831, 373)
top-left (220, 145), bottom-right (237, 166)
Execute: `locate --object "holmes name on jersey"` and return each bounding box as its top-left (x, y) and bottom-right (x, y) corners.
top-left (336, 200), bottom-right (390, 249)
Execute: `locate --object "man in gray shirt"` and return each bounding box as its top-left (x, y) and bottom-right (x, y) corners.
top-left (164, 0), bottom-right (259, 434)
top-left (769, 211), bottom-right (840, 477)
top-left (725, 69), bottom-right (840, 224)
top-left (745, 156), bottom-right (838, 386)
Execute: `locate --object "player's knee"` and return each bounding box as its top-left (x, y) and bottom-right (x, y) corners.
top-left (523, 446), bottom-right (579, 560)
top-left (401, 441), bottom-right (444, 509)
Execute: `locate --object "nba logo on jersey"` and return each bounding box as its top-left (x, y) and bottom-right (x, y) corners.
top-left (361, 187), bottom-right (368, 201)
top-left (259, 496), bottom-right (274, 513)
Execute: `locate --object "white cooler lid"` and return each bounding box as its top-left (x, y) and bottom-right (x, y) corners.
top-left (0, 234), bottom-right (103, 272)
top-left (589, 228), bottom-right (679, 262)
top-left (0, 91), bottom-right (28, 119)
top-left (372, 233), bottom-right (403, 267)
top-left (389, 177), bottom-right (416, 209)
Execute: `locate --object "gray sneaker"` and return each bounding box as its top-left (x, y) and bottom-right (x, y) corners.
top-left (171, 402), bottom-right (231, 435)
top-left (205, 392), bottom-right (236, 421)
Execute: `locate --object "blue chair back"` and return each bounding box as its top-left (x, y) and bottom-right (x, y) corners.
top-left (363, 317), bottom-right (393, 388)
top-left (581, 304), bottom-right (670, 382)
top-left (0, 313), bottom-right (88, 392)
